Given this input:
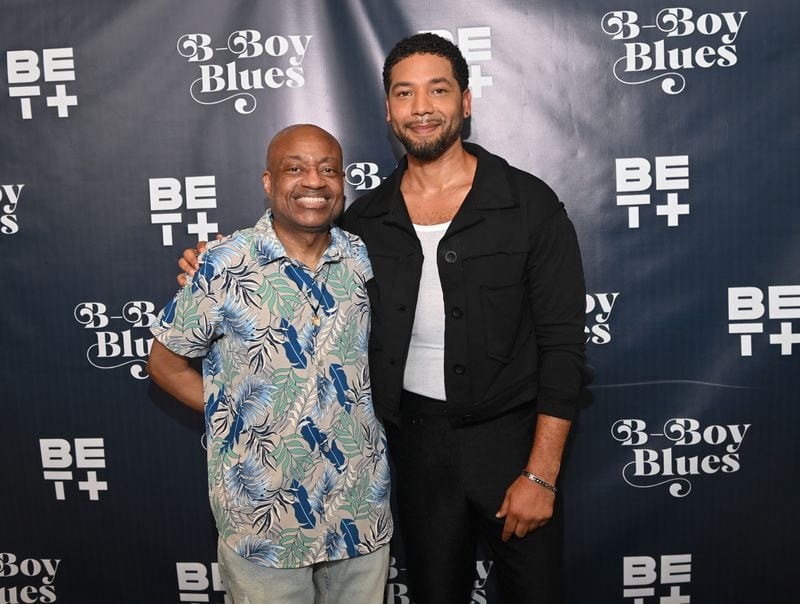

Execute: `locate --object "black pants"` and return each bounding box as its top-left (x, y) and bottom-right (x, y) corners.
top-left (387, 391), bottom-right (565, 604)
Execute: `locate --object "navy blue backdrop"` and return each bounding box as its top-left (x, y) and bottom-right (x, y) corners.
top-left (2, 1), bottom-right (797, 602)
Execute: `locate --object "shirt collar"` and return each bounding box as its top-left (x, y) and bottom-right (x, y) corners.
top-left (253, 209), bottom-right (353, 265)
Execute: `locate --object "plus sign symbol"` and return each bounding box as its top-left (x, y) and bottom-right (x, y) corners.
top-left (188, 211), bottom-right (220, 242)
top-left (78, 470), bottom-right (109, 501)
top-left (656, 192), bottom-right (690, 227)
top-left (46, 83), bottom-right (78, 117)
top-left (770, 321), bottom-right (800, 355)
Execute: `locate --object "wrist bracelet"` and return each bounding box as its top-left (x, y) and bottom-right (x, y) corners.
top-left (521, 470), bottom-right (558, 493)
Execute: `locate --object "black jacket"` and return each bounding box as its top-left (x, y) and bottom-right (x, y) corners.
top-left (341, 143), bottom-right (592, 426)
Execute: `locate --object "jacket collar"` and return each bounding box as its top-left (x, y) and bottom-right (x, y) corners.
top-left (359, 142), bottom-right (519, 221)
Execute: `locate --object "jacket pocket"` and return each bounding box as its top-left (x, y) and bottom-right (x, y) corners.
top-left (480, 283), bottom-right (527, 363)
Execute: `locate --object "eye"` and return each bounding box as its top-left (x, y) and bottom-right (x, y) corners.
top-left (395, 90), bottom-right (412, 98)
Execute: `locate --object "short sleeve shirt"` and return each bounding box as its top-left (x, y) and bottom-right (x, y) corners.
top-left (151, 210), bottom-right (392, 568)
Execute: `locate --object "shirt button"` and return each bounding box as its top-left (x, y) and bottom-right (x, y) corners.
top-left (451, 307), bottom-right (463, 318)
top-left (444, 250), bottom-right (458, 263)
top-left (453, 364), bottom-right (466, 375)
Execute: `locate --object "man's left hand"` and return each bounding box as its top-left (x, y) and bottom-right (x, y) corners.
top-left (495, 475), bottom-right (555, 541)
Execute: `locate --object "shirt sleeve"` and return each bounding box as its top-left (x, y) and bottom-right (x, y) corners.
top-left (526, 205), bottom-right (594, 419)
top-left (149, 256), bottom-right (225, 358)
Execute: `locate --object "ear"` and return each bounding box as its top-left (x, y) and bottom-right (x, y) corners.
top-left (462, 88), bottom-right (472, 118)
top-left (262, 171), bottom-right (272, 198)
top-left (385, 98), bottom-right (391, 123)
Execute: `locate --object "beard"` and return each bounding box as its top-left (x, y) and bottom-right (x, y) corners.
top-left (392, 113), bottom-right (463, 161)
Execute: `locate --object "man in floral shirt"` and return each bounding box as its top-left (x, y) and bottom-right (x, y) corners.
top-left (148, 124), bottom-right (392, 604)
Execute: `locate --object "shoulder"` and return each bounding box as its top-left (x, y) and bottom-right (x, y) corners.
top-left (508, 165), bottom-right (559, 204)
top-left (193, 227), bottom-right (255, 286)
top-left (332, 224), bottom-right (373, 279)
top-left (469, 143), bottom-right (564, 223)
top-left (477, 145), bottom-right (559, 204)
top-left (343, 180), bottom-right (391, 224)
top-left (508, 164), bottom-right (564, 223)
top-left (205, 228), bottom-right (255, 264)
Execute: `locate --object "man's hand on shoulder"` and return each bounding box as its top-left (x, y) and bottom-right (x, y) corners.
top-left (176, 234), bottom-right (222, 287)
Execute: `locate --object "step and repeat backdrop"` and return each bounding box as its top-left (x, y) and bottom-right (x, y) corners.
top-left (2, 1), bottom-right (797, 602)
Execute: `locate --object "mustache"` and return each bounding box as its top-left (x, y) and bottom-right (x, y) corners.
top-left (405, 115), bottom-right (442, 128)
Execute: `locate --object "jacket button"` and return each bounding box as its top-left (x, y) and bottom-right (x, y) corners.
top-left (397, 304), bottom-right (407, 312)
top-left (444, 250), bottom-right (458, 263)
top-left (453, 364), bottom-right (466, 375)
top-left (451, 307), bottom-right (463, 318)
top-left (389, 358), bottom-right (397, 366)
top-left (462, 414), bottom-right (475, 424)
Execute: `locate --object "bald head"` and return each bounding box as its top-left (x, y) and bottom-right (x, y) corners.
top-left (266, 124), bottom-right (342, 172)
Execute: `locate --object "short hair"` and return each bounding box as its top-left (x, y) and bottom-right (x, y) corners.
top-left (382, 33), bottom-right (470, 95)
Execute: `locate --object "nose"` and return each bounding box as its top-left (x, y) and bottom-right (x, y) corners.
top-left (411, 93), bottom-right (433, 116)
top-left (301, 169), bottom-right (324, 189)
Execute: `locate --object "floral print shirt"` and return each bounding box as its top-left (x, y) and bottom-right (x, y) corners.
top-left (151, 210), bottom-right (392, 568)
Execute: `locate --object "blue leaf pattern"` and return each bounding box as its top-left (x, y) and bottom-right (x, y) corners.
top-left (234, 535), bottom-right (281, 568)
top-left (290, 479), bottom-right (316, 529)
top-left (222, 406), bottom-right (245, 455)
top-left (226, 453), bottom-right (270, 506)
top-left (299, 416), bottom-right (323, 452)
top-left (340, 519), bottom-right (361, 558)
top-left (284, 264), bottom-right (336, 316)
top-left (204, 385), bottom-right (224, 429)
top-left (323, 527), bottom-right (347, 560)
top-left (280, 318), bottom-right (307, 369)
top-left (329, 364), bottom-right (352, 412)
top-left (219, 297), bottom-right (256, 343)
top-left (299, 416), bottom-right (346, 474)
top-left (324, 440), bottom-right (346, 474)
top-left (191, 232), bottom-right (247, 293)
top-left (253, 232), bottom-right (285, 266)
top-left (309, 466), bottom-right (336, 517)
top-left (160, 298), bottom-right (177, 327)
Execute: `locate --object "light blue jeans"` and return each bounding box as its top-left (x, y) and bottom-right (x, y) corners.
top-left (217, 537), bottom-right (390, 604)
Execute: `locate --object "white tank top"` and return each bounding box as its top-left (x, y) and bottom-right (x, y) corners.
top-left (403, 222), bottom-right (450, 400)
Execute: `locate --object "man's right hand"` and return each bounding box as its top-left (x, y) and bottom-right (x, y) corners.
top-left (177, 240), bottom-right (210, 287)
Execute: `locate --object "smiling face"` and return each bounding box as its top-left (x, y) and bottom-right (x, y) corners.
top-left (385, 53), bottom-right (471, 161)
top-left (262, 125), bottom-right (344, 240)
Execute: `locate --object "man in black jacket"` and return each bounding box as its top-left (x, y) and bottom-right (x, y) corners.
top-left (340, 33), bottom-right (592, 604)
